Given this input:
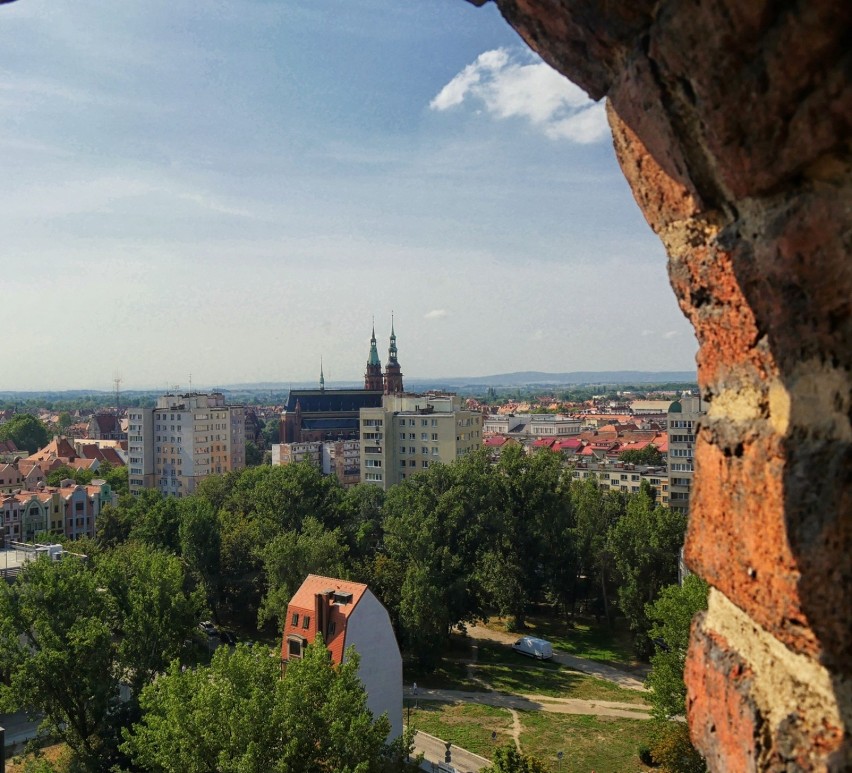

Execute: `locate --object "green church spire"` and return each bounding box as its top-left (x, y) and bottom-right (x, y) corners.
top-left (368, 318), bottom-right (381, 367)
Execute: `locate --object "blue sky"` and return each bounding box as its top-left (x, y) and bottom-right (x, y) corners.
top-left (0, 0), bottom-right (697, 390)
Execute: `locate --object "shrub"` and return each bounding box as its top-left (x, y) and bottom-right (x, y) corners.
top-left (650, 724), bottom-right (706, 773)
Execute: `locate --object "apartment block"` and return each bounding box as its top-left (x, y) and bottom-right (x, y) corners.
top-left (570, 460), bottom-right (670, 506)
top-left (359, 393), bottom-right (482, 490)
top-left (667, 395), bottom-right (705, 515)
top-left (127, 392), bottom-right (245, 497)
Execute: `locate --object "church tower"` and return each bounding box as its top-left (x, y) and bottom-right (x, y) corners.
top-left (364, 323), bottom-right (383, 391)
top-left (383, 316), bottom-right (404, 395)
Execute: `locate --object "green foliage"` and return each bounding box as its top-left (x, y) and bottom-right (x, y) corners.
top-left (94, 543), bottom-right (204, 694)
top-left (0, 413), bottom-right (49, 454)
top-left (646, 575), bottom-right (709, 720)
top-left (608, 485), bottom-right (687, 654)
top-left (650, 723), bottom-right (706, 773)
top-left (0, 556), bottom-right (118, 770)
top-left (257, 516), bottom-right (348, 630)
top-left (482, 744), bottom-right (551, 773)
top-left (95, 461), bottom-right (128, 495)
top-left (618, 445), bottom-right (664, 466)
top-left (245, 440), bottom-right (263, 467)
top-left (46, 465), bottom-right (94, 487)
top-left (0, 546), bottom-right (203, 771)
top-left (122, 640), bottom-right (398, 773)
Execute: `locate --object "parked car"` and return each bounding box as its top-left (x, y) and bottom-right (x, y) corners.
top-left (199, 620), bottom-right (217, 636)
top-left (512, 636), bottom-right (553, 660)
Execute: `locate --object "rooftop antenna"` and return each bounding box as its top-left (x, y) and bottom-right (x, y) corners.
top-left (113, 373), bottom-right (122, 415)
top-left (189, 373), bottom-right (193, 394)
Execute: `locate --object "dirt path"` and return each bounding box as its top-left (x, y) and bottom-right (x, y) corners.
top-left (465, 624), bottom-right (649, 692)
top-left (405, 686), bottom-right (652, 720)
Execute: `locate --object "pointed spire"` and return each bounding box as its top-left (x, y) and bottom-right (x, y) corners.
top-left (367, 318), bottom-right (381, 367)
top-left (319, 358), bottom-right (325, 391)
top-left (388, 312), bottom-right (398, 364)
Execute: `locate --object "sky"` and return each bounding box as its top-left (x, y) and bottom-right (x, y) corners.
top-left (0, 0), bottom-right (698, 391)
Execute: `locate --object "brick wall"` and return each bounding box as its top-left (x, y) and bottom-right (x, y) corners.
top-left (468, 1), bottom-right (850, 768)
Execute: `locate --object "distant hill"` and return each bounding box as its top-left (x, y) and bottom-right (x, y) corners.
top-left (405, 370), bottom-right (697, 388)
top-left (1, 372), bottom-right (696, 398)
top-left (219, 371), bottom-right (696, 391)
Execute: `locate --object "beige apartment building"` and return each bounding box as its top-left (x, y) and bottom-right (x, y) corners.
top-left (667, 394), bottom-right (705, 514)
top-left (359, 393), bottom-right (482, 490)
top-left (570, 459), bottom-right (670, 506)
top-left (127, 392), bottom-right (245, 498)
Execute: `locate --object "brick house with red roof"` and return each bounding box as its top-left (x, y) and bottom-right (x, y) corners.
top-left (281, 575), bottom-right (402, 740)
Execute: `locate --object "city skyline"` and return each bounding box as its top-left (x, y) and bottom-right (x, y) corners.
top-left (0, 1), bottom-right (698, 391)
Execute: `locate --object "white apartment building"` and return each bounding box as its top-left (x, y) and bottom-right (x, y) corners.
top-left (483, 413), bottom-right (581, 437)
top-left (127, 392), bottom-right (245, 497)
top-left (667, 394), bottom-right (705, 514)
top-left (359, 393), bottom-right (482, 490)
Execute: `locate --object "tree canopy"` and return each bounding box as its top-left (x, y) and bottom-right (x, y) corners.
top-left (0, 413), bottom-right (49, 454)
top-left (122, 639), bottom-right (405, 773)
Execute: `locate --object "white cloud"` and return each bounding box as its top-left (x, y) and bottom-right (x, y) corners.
top-left (662, 330), bottom-right (680, 339)
top-left (430, 48), bottom-right (608, 144)
top-left (424, 309), bottom-right (449, 320)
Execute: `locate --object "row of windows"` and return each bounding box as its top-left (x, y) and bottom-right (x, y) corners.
top-left (670, 420), bottom-right (695, 429)
top-left (670, 434), bottom-right (695, 443)
top-left (400, 418), bottom-right (439, 427)
top-left (671, 448), bottom-right (693, 458)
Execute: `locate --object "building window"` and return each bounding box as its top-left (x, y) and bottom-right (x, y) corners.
top-left (431, 433), bottom-right (438, 440)
top-left (291, 613), bottom-right (299, 626)
top-left (302, 616), bottom-right (311, 629)
top-left (288, 638), bottom-right (303, 659)
top-left (328, 621), bottom-right (336, 636)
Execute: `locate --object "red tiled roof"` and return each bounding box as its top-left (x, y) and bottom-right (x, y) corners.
top-left (555, 438), bottom-right (583, 450)
top-left (532, 438), bottom-right (557, 448)
top-left (282, 575), bottom-right (369, 666)
top-left (483, 436), bottom-right (509, 448)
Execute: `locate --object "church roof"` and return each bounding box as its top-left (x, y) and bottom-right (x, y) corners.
top-left (285, 389), bottom-right (383, 413)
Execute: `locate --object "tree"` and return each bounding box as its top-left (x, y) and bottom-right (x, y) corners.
top-left (122, 639), bottom-right (401, 773)
top-left (0, 414), bottom-right (49, 454)
top-left (245, 440), bottom-right (263, 467)
top-left (608, 483), bottom-right (687, 654)
top-left (46, 465), bottom-right (94, 487)
top-left (618, 445), bottom-right (664, 466)
top-left (0, 544), bottom-right (206, 772)
top-left (0, 555), bottom-right (120, 770)
top-left (178, 497), bottom-right (221, 614)
top-left (570, 478), bottom-right (624, 627)
top-left (96, 461), bottom-right (129, 495)
top-left (646, 574), bottom-right (709, 721)
top-left (257, 516), bottom-right (349, 630)
top-left (95, 543), bottom-right (204, 696)
top-left (482, 745), bottom-right (551, 773)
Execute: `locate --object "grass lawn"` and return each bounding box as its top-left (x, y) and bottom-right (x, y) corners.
top-left (483, 612), bottom-right (640, 670)
top-left (403, 658), bottom-right (485, 692)
top-left (470, 657), bottom-right (648, 705)
top-left (407, 702), bottom-right (511, 759)
top-left (520, 712), bottom-right (656, 772)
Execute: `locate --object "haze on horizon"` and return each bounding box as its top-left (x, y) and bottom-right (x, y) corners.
top-left (0, 1), bottom-right (698, 392)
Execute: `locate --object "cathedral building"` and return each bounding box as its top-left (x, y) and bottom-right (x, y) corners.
top-left (279, 323), bottom-right (406, 443)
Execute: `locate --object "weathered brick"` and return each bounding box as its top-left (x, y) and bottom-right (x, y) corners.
top-left (686, 617), bottom-right (760, 772)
